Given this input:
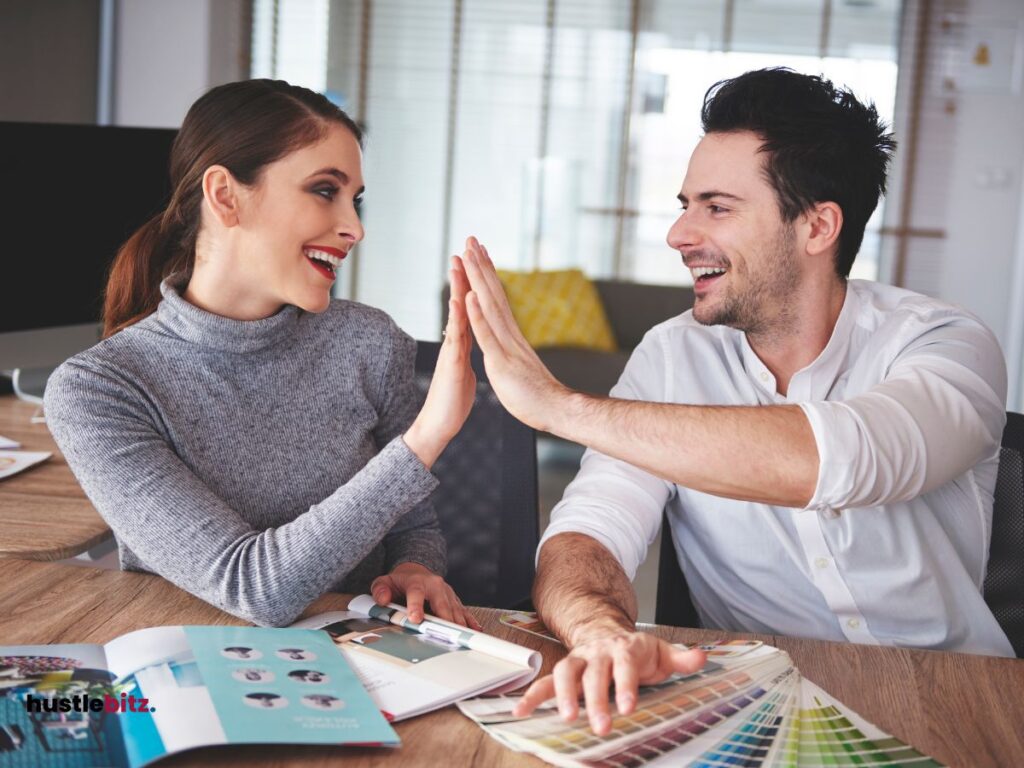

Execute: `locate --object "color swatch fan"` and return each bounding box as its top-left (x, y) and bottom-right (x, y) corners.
top-left (458, 643), bottom-right (943, 767)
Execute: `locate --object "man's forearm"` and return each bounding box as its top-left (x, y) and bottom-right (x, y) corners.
top-left (533, 533), bottom-right (639, 648)
top-left (547, 394), bottom-right (819, 508)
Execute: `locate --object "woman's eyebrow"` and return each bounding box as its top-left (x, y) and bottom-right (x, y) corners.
top-left (307, 167), bottom-right (350, 183)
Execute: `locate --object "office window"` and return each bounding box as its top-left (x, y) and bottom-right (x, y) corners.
top-left (253, 0), bottom-right (901, 339)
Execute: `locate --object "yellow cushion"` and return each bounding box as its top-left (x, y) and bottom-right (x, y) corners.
top-left (496, 269), bottom-right (617, 351)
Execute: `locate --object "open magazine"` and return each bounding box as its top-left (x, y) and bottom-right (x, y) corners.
top-left (292, 594), bottom-right (542, 721)
top-left (0, 625), bottom-right (397, 767)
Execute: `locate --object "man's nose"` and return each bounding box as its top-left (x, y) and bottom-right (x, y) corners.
top-left (666, 210), bottom-right (700, 251)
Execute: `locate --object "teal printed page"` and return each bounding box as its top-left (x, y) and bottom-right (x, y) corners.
top-left (0, 643), bottom-right (131, 768)
top-left (184, 626), bottom-right (398, 748)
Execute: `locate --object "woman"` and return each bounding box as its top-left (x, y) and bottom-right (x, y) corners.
top-left (43, 79), bottom-right (480, 628)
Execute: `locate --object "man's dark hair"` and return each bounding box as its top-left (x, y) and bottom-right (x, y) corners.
top-left (700, 68), bottom-right (896, 279)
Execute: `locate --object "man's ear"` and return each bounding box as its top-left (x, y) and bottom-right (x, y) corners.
top-left (802, 201), bottom-right (843, 259)
top-left (201, 165), bottom-right (243, 227)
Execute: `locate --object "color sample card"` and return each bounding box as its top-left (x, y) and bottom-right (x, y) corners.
top-left (458, 645), bottom-right (944, 768)
top-left (697, 639), bottom-right (764, 659)
top-left (500, 611), bottom-right (561, 643)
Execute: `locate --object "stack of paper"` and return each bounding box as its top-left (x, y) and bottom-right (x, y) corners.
top-left (458, 642), bottom-right (944, 767)
top-left (0, 449), bottom-right (51, 480)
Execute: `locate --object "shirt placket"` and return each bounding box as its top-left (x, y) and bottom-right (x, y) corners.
top-left (791, 509), bottom-right (879, 644)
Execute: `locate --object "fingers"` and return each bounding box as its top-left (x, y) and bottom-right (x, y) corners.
top-left (465, 608), bottom-right (484, 632)
top-left (370, 576), bottom-right (394, 606)
top-left (513, 675), bottom-right (557, 717)
top-left (581, 656), bottom-right (614, 734)
top-left (466, 237), bottom-right (514, 323)
top-left (667, 645), bottom-right (707, 676)
top-left (465, 290), bottom-right (504, 358)
top-left (449, 254), bottom-right (470, 301)
top-left (425, 585), bottom-right (457, 623)
top-left (404, 582), bottom-right (427, 623)
top-left (460, 238), bottom-right (519, 341)
top-left (443, 586), bottom-right (480, 630)
top-left (611, 648), bottom-right (640, 715)
top-left (552, 656), bottom-right (586, 723)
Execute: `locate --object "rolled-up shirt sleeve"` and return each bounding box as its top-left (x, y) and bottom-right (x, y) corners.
top-left (799, 317), bottom-right (1007, 511)
top-left (539, 329), bottom-right (675, 580)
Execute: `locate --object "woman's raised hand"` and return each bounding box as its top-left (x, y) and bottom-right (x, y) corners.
top-left (403, 253), bottom-right (476, 469)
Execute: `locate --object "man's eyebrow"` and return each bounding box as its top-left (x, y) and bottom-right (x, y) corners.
top-left (677, 191), bottom-right (745, 204)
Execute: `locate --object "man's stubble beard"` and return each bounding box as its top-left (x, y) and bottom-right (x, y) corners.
top-left (692, 222), bottom-right (800, 341)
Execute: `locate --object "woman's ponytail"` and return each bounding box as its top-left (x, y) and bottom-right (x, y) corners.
top-left (102, 211), bottom-right (179, 338)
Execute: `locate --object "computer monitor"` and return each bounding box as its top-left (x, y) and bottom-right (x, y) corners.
top-left (0, 121), bottom-right (177, 397)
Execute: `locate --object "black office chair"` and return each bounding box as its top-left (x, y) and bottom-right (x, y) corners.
top-left (984, 410), bottom-right (1024, 657)
top-left (654, 514), bottom-right (700, 628)
top-left (412, 341), bottom-right (539, 610)
top-left (656, 410), bottom-right (1024, 656)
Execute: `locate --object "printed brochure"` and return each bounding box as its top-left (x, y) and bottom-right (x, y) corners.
top-left (292, 594), bottom-right (542, 722)
top-left (0, 625), bottom-right (397, 767)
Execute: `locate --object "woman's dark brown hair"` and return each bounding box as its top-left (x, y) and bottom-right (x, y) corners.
top-left (102, 79), bottom-right (363, 338)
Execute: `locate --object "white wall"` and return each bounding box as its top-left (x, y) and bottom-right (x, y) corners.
top-left (885, 0), bottom-right (1024, 408)
top-left (936, 0), bottom-right (1024, 410)
top-left (113, 0), bottom-right (247, 129)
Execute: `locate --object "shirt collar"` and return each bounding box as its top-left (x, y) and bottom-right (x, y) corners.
top-left (740, 282), bottom-right (860, 402)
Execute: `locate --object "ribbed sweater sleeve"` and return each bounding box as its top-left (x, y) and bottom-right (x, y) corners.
top-left (43, 309), bottom-right (442, 627)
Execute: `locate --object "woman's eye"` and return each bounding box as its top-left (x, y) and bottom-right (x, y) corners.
top-left (314, 186), bottom-right (337, 200)
top-left (354, 197), bottom-right (364, 214)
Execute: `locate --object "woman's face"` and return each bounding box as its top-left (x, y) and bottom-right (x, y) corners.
top-left (232, 123), bottom-right (365, 314)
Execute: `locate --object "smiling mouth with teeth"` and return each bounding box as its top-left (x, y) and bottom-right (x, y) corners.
top-left (304, 248), bottom-right (343, 279)
top-left (691, 266), bottom-right (727, 284)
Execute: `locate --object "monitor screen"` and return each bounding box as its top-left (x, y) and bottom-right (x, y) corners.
top-left (0, 122), bottom-right (176, 374)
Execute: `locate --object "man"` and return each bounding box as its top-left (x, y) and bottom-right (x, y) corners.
top-left (454, 68), bottom-right (1013, 735)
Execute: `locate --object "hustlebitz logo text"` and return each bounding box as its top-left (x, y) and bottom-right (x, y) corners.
top-left (23, 693), bottom-right (154, 713)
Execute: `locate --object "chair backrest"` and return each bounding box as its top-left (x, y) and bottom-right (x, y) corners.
top-left (654, 513), bottom-right (701, 628)
top-left (412, 341), bottom-right (539, 610)
top-left (984, 410), bottom-right (1024, 657)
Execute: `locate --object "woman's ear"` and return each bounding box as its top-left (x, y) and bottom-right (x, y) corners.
top-left (201, 165), bottom-right (242, 228)
top-left (803, 201), bottom-right (843, 260)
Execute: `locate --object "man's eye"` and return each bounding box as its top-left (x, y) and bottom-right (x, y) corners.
top-left (709, 204), bottom-right (727, 214)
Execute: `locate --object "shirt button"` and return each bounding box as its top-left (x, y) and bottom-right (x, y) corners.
top-left (814, 557), bottom-right (830, 569)
top-left (760, 371), bottom-right (769, 381)
top-left (847, 618), bottom-right (861, 629)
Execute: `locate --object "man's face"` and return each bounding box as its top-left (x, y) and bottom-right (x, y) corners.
top-left (667, 131), bottom-right (800, 337)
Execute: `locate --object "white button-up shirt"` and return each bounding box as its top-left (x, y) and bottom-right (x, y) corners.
top-left (541, 279), bottom-right (1014, 657)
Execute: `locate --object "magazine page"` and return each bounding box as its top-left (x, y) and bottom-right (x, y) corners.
top-left (293, 608), bottom-right (539, 722)
top-left (348, 595), bottom-right (542, 674)
top-left (0, 643), bottom-right (131, 768)
top-left (102, 625), bottom-right (398, 767)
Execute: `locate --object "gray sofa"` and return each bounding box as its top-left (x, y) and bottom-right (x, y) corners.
top-left (443, 279), bottom-right (694, 396)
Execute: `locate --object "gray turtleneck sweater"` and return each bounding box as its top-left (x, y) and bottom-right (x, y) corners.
top-left (43, 277), bottom-right (444, 627)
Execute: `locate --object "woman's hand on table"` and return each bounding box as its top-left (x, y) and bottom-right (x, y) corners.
top-left (403, 255), bottom-right (476, 469)
top-left (370, 561), bottom-right (483, 630)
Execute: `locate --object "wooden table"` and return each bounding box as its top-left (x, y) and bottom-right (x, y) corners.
top-left (1, 559), bottom-right (1022, 767)
top-left (0, 394), bottom-right (111, 560)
